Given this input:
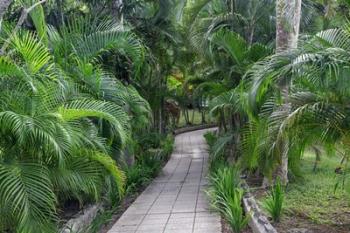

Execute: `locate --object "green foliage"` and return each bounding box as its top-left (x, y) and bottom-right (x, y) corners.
top-left (207, 164), bottom-right (249, 233)
top-left (262, 179), bottom-right (284, 222)
top-left (208, 165), bottom-right (241, 208)
top-left (85, 209), bottom-right (114, 233)
top-left (126, 134), bottom-right (174, 193)
top-left (223, 189), bottom-right (250, 233)
top-left (0, 8), bottom-right (150, 231)
top-left (204, 131), bottom-right (217, 147)
top-left (160, 134), bottom-right (175, 159)
top-left (3, 0), bottom-right (350, 231)
top-left (136, 132), bottom-right (163, 150)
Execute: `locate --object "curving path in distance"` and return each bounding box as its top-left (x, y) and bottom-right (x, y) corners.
top-left (108, 128), bottom-right (221, 233)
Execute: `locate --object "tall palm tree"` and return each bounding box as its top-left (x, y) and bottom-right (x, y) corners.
top-left (244, 24), bottom-right (350, 183)
top-left (272, 0), bottom-right (302, 184)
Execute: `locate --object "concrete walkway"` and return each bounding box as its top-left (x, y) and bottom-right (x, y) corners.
top-left (108, 128), bottom-right (221, 233)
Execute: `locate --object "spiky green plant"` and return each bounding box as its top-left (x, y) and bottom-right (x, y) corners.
top-left (222, 188), bottom-right (250, 233)
top-left (207, 164), bottom-right (249, 233)
top-left (208, 165), bottom-right (241, 209)
top-left (262, 179), bottom-right (284, 222)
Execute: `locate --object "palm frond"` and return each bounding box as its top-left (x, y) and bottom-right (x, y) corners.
top-left (0, 162), bottom-right (57, 233)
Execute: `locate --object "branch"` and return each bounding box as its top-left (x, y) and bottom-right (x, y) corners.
top-left (0, 0), bottom-right (47, 55)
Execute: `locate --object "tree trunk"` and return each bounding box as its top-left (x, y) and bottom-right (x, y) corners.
top-left (56, 0), bottom-right (64, 25)
top-left (274, 0), bottom-right (302, 185)
top-left (312, 146), bottom-right (321, 172)
top-left (0, 0), bottom-right (12, 32)
top-left (112, 0), bottom-right (123, 21)
top-left (276, 0), bottom-right (302, 52)
top-left (201, 109), bottom-right (206, 124)
top-left (0, 0), bottom-right (12, 18)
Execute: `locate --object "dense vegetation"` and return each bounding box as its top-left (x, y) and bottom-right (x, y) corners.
top-left (1, 0), bottom-right (350, 232)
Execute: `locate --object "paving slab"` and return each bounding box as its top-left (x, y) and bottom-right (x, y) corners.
top-left (107, 128), bottom-right (221, 233)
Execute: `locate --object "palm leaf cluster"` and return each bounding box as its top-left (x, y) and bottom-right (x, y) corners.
top-left (240, 25), bottom-right (350, 177)
top-left (0, 13), bottom-right (149, 233)
top-left (195, 1), bottom-right (350, 183)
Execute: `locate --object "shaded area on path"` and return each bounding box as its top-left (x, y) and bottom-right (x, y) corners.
top-left (107, 128), bottom-right (221, 233)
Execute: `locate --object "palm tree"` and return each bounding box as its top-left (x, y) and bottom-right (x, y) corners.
top-left (270, 0), bottom-right (302, 184)
top-left (244, 25), bottom-right (350, 183)
top-left (0, 9), bottom-right (149, 231)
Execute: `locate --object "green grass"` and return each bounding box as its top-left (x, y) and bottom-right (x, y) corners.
top-left (283, 152), bottom-right (350, 225)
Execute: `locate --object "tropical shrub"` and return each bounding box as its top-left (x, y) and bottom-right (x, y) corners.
top-left (207, 164), bottom-right (249, 233)
top-left (222, 189), bottom-right (250, 233)
top-left (136, 132), bottom-right (163, 150)
top-left (138, 151), bottom-right (162, 178)
top-left (208, 165), bottom-right (241, 207)
top-left (262, 180), bottom-right (284, 222)
top-left (125, 164), bottom-right (153, 193)
top-left (204, 131), bottom-right (217, 147)
top-left (126, 134), bottom-right (173, 193)
top-left (160, 134), bottom-right (175, 159)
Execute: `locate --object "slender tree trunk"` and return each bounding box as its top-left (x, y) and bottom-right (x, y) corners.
top-left (56, 0), bottom-right (64, 25)
top-left (248, 24), bottom-right (255, 46)
top-left (220, 110), bottom-right (227, 133)
top-left (275, 0), bottom-right (302, 184)
top-left (113, 0), bottom-right (123, 21)
top-left (184, 108), bottom-right (190, 125)
top-left (276, 0), bottom-right (302, 52)
top-left (0, 0), bottom-right (12, 32)
top-left (0, 0), bottom-right (12, 18)
top-left (191, 109), bottom-right (195, 124)
top-left (201, 110), bottom-right (206, 124)
top-left (230, 0), bottom-right (235, 30)
top-left (312, 146), bottom-right (321, 172)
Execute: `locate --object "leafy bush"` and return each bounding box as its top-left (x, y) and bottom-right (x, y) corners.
top-left (125, 165), bottom-right (152, 192)
top-left (204, 131), bottom-right (217, 147)
top-left (208, 165), bottom-right (241, 205)
top-left (137, 132), bottom-right (163, 150)
top-left (160, 134), bottom-right (174, 159)
top-left (262, 179), bottom-right (284, 222)
top-left (126, 151), bottom-right (162, 192)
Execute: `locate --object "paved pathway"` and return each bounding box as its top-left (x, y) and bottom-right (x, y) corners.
top-left (108, 128), bottom-right (221, 233)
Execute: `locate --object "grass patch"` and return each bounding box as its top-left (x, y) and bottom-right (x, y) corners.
top-left (284, 151), bottom-right (350, 225)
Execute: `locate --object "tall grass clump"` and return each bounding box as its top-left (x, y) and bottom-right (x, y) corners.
top-left (207, 165), bottom-right (249, 233)
top-left (223, 189), bottom-right (250, 233)
top-left (262, 179), bottom-right (284, 222)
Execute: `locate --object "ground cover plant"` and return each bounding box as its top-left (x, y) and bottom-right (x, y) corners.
top-left (273, 152), bottom-right (350, 231)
